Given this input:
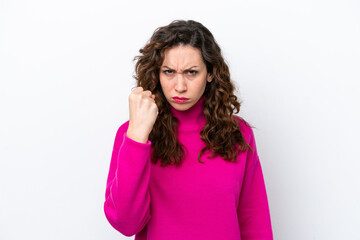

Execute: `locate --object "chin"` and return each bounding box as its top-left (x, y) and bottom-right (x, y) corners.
top-left (170, 102), bottom-right (193, 111)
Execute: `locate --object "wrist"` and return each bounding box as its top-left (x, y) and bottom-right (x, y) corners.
top-left (126, 127), bottom-right (149, 144)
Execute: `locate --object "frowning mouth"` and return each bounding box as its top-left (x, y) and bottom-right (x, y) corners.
top-left (172, 97), bottom-right (189, 103)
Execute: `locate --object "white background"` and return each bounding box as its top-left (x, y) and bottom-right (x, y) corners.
top-left (1, 0), bottom-right (359, 239)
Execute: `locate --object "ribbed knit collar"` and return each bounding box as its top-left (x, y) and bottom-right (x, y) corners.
top-left (169, 96), bottom-right (207, 132)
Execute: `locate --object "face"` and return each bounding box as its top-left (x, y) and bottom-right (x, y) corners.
top-left (159, 45), bottom-right (213, 111)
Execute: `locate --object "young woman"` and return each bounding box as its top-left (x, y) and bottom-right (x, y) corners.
top-left (104, 20), bottom-right (273, 240)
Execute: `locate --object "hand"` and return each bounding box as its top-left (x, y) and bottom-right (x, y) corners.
top-left (126, 87), bottom-right (158, 143)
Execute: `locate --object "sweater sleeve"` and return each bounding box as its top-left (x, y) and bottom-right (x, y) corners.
top-left (237, 120), bottom-right (273, 240)
top-left (103, 121), bottom-right (152, 237)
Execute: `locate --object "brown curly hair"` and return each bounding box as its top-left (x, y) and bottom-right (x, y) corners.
top-left (133, 20), bottom-right (252, 167)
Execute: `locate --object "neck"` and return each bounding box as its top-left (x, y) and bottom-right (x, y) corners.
top-left (169, 96), bottom-right (206, 132)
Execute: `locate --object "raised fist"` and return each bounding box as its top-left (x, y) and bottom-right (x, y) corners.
top-left (126, 87), bottom-right (158, 143)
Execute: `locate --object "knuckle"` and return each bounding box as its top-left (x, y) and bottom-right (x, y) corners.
top-left (129, 92), bottom-right (136, 100)
top-left (132, 87), bottom-right (143, 95)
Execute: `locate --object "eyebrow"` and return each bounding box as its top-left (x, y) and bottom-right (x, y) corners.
top-left (161, 65), bottom-right (200, 70)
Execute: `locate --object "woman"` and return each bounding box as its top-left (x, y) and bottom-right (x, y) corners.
top-left (104, 20), bottom-right (273, 240)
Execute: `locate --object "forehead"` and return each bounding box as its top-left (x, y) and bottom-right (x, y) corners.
top-left (161, 45), bottom-right (205, 68)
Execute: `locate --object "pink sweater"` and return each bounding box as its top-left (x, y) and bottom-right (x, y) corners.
top-left (104, 97), bottom-right (273, 240)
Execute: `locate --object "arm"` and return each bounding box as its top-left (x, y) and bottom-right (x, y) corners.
top-left (103, 122), bottom-right (151, 236)
top-left (237, 122), bottom-right (273, 240)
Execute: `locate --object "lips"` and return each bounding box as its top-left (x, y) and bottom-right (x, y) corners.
top-left (172, 97), bottom-right (189, 103)
top-left (173, 97), bottom-right (189, 100)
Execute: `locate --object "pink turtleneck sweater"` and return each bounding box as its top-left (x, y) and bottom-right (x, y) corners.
top-left (104, 97), bottom-right (273, 240)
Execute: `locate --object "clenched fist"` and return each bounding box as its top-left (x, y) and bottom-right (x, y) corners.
top-left (126, 87), bottom-right (159, 143)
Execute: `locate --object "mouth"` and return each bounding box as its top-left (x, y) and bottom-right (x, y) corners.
top-left (172, 97), bottom-right (189, 103)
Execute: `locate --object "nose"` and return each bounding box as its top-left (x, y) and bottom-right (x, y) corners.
top-left (174, 73), bottom-right (187, 93)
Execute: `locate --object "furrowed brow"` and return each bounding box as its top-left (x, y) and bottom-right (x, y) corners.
top-left (161, 65), bottom-right (199, 70)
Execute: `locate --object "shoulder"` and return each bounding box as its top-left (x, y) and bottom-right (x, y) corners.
top-left (232, 115), bottom-right (255, 145)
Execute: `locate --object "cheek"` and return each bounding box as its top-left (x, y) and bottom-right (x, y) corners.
top-left (159, 78), bottom-right (171, 94)
top-left (191, 79), bottom-right (207, 92)
top-left (159, 76), bottom-right (166, 90)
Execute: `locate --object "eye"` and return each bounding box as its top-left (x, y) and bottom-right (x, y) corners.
top-left (163, 70), bottom-right (174, 74)
top-left (187, 70), bottom-right (198, 75)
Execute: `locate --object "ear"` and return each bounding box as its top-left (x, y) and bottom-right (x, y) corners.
top-left (207, 74), bottom-right (213, 82)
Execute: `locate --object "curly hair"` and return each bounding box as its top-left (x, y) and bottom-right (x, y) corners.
top-left (133, 20), bottom-right (252, 167)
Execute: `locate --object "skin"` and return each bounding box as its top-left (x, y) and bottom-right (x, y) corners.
top-left (127, 44), bottom-right (212, 143)
top-left (159, 45), bottom-right (213, 111)
top-left (126, 87), bottom-right (158, 143)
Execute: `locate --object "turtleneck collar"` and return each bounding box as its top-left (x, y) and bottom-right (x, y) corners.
top-left (169, 96), bottom-right (207, 132)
